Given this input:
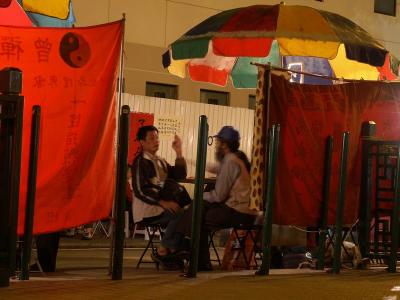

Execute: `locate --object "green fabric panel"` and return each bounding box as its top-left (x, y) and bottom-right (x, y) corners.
top-left (231, 41), bottom-right (280, 88)
top-left (171, 38), bottom-right (210, 60)
top-left (390, 54), bottom-right (399, 75)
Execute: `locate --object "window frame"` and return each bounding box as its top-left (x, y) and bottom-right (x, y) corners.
top-left (200, 89), bottom-right (230, 106)
top-left (374, 0), bottom-right (396, 16)
top-left (248, 94), bottom-right (256, 110)
top-left (145, 81), bottom-right (178, 99)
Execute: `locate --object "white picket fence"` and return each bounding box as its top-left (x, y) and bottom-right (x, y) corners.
top-left (122, 93), bottom-right (255, 179)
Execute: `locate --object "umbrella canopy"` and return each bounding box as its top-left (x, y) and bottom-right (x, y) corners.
top-left (19, 0), bottom-right (75, 27)
top-left (24, 1), bottom-right (75, 28)
top-left (0, 0), bottom-right (32, 26)
top-left (163, 3), bottom-right (398, 87)
top-left (21, 0), bottom-right (70, 19)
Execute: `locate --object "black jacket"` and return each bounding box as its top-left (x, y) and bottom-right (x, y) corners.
top-left (131, 151), bottom-right (187, 206)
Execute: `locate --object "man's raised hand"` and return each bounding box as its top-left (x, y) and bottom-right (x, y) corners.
top-left (172, 135), bottom-right (183, 157)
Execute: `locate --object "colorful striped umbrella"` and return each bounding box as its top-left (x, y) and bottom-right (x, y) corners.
top-left (163, 3), bottom-right (398, 88)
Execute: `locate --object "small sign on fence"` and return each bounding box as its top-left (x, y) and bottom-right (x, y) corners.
top-left (155, 115), bottom-right (183, 139)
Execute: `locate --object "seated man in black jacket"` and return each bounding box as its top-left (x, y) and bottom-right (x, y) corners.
top-left (131, 125), bottom-right (187, 259)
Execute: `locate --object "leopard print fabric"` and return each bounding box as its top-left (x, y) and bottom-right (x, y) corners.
top-left (249, 67), bottom-right (267, 210)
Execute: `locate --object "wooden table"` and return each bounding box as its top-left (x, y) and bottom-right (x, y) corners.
top-left (178, 177), bottom-right (216, 185)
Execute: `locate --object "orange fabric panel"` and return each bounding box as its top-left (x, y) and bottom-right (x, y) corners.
top-left (269, 75), bottom-right (400, 226)
top-left (378, 54), bottom-right (398, 81)
top-left (188, 64), bottom-right (230, 86)
top-left (0, 21), bottom-right (123, 234)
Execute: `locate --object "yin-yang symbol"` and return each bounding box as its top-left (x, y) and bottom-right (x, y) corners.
top-left (59, 32), bottom-right (91, 68)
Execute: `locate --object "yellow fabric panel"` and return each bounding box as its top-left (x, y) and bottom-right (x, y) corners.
top-left (278, 37), bottom-right (340, 58)
top-left (329, 44), bottom-right (379, 80)
top-left (277, 5), bottom-right (340, 58)
top-left (22, 0), bottom-right (70, 19)
top-left (277, 5), bottom-right (339, 41)
top-left (167, 58), bottom-right (188, 78)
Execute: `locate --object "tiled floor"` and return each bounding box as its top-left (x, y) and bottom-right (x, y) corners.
top-left (1, 248), bottom-right (400, 300)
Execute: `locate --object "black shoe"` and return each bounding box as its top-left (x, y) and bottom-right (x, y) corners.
top-left (172, 249), bottom-right (190, 260)
top-left (151, 252), bottom-right (184, 271)
top-left (30, 263), bottom-right (40, 271)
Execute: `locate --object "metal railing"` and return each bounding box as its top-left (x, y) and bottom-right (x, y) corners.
top-left (0, 92), bottom-right (24, 287)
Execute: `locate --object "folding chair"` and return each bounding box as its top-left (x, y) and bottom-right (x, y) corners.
top-left (15, 238), bottom-right (45, 278)
top-left (131, 223), bottom-right (146, 239)
top-left (209, 212), bottom-right (264, 269)
top-left (230, 223), bottom-right (263, 268)
top-left (89, 220), bottom-right (111, 239)
top-left (208, 231), bottom-right (222, 266)
top-left (136, 223), bottom-right (164, 269)
top-left (30, 241), bottom-right (44, 275)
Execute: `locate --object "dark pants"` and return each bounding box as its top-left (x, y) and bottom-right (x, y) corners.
top-left (141, 209), bottom-right (184, 250)
top-left (36, 232), bottom-right (60, 272)
top-left (176, 202), bottom-right (255, 266)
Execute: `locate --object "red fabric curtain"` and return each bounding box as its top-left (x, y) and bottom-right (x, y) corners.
top-left (128, 112), bottom-right (154, 164)
top-left (0, 21), bottom-right (123, 234)
top-left (269, 74), bottom-right (400, 226)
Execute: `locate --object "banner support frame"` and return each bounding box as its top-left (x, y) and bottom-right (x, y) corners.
top-left (109, 14), bottom-right (126, 276)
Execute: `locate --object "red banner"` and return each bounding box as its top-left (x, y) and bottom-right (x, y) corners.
top-left (269, 75), bottom-right (400, 226)
top-left (128, 112), bottom-right (154, 164)
top-left (0, 21), bottom-right (123, 234)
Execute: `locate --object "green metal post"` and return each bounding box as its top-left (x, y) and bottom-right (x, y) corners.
top-left (8, 94), bottom-right (24, 277)
top-left (0, 77), bottom-right (24, 287)
top-left (256, 124), bottom-right (280, 276)
top-left (388, 146), bottom-right (400, 272)
top-left (20, 106), bottom-right (41, 280)
top-left (317, 136), bottom-right (334, 270)
top-left (108, 14), bottom-right (126, 277)
top-left (0, 99), bottom-right (13, 287)
top-left (332, 132), bottom-right (350, 274)
top-left (0, 99), bottom-right (12, 287)
top-left (186, 115), bottom-right (208, 278)
top-left (111, 105), bottom-right (130, 280)
top-left (359, 139), bottom-right (372, 258)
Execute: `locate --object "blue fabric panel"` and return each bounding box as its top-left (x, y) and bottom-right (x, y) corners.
top-left (283, 56), bottom-right (333, 85)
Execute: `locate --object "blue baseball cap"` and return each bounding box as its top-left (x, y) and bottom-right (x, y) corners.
top-left (214, 126), bottom-right (240, 142)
